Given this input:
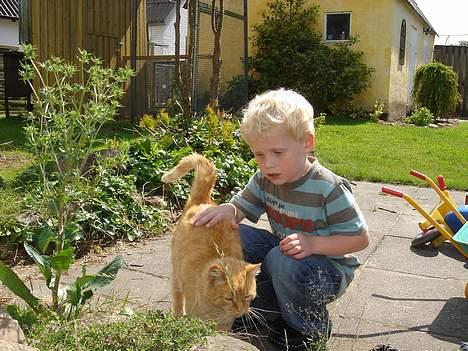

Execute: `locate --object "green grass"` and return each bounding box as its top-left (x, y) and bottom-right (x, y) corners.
top-left (1, 116), bottom-right (468, 191)
top-left (27, 310), bottom-right (215, 351)
top-left (0, 117), bottom-right (29, 151)
top-left (0, 118), bottom-right (140, 182)
top-left (316, 117), bottom-right (468, 190)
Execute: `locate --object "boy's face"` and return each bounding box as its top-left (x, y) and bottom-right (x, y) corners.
top-left (246, 125), bottom-right (314, 185)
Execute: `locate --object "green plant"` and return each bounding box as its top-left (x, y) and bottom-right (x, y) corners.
top-left (27, 310), bottom-right (215, 351)
top-left (0, 44), bottom-right (132, 318)
top-left (249, 0), bottom-right (373, 112)
top-left (314, 113), bottom-right (327, 130)
top-left (369, 101), bottom-right (385, 122)
top-left (407, 107), bottom-right (434, 126)
top-left (412, 62), bottom-right (462, 117)
top-left (129, 107), bottom-right (255, 204)
top-left (219, 75), bottom-right (255, 113)
top-left (77, 165), bottom-right (166, 242)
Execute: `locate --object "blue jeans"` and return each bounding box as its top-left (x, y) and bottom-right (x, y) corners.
top-left (239, 224), bottom-right (342, 336)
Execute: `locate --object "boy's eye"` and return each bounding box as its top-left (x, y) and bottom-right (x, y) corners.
top-left (273, 151), bottom-right (283, 155)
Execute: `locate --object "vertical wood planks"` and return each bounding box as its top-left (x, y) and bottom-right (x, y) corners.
top-left (434, 45), bottom-right (468, 117)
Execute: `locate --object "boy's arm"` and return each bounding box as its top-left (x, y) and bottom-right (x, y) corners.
top-left (280, 229), bottom-right (369, 259)
top-left (192, 203), bottom-right (246, 229)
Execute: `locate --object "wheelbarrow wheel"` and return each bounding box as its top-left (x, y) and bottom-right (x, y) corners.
top-left (411, 228), bottom-right (441, 248)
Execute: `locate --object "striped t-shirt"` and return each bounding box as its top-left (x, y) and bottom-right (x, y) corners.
top-left (231, 158), bottom-right (368, 297)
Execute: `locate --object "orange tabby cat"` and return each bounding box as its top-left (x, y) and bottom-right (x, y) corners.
top-left (162, 153), bottom-right (261, 331)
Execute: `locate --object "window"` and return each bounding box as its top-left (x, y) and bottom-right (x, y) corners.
top-left (399, 19), bottom-right (406, 65)
top-left (325, 13), bottom-right (351, 41)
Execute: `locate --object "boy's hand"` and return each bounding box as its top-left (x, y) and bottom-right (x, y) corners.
top-left (279, 233), bottom-right (314, 260)
top-left (191, 203), bottom-right (239, 229)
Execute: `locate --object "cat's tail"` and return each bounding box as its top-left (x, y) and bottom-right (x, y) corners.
top-left (162, 153), bottom-right (216, 206)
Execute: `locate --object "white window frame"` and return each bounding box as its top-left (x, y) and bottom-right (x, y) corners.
top-left (324, 12), bottom-right (352, 42)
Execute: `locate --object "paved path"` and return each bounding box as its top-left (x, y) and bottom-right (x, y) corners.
top-left (15, 181), bottom-right (468, 350)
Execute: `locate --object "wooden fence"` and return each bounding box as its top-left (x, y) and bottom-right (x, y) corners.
top-left (433, 45), bottom-right (468, 117)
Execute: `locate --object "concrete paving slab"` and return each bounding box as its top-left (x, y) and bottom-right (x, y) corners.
top-left (329, 317), bottom-right (462, 351)
top-left (330, 267), bottom-right (467, 341)
top-left (384, 213), bottom-right (425, 239)
top-left (97, 268), bottom-right (172, 308)
top-left (367, 235), bottom-right (467, 280)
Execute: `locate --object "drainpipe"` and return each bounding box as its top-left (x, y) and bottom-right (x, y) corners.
top-left (243, 0), bottom-right (248, 79)
top-left (243, 0), bottom-right (249, 103)
top-left (130, 0), bottom-right (137, 123)
top-left (191, 0), bottom-right (200, 113)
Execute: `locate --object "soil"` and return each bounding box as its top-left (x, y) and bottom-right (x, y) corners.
top-left (0, 152), bottom-right (31, 171)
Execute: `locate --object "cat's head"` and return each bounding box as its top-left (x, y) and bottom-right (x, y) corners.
top-left (206, 258), bottom-right (261, 317)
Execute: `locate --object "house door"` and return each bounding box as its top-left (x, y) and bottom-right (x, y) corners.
top-left (407, 25), bottom-right (418, 107)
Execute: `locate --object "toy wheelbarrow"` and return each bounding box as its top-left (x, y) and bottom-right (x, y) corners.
top-left (381, 170), bottom-right (468, 259)
top-left (413, 174), bottom-right (468, 248)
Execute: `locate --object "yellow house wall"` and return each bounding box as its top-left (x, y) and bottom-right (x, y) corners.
top-left (248, 0), bottom-right (435, 119)
top-left (196, 0), bottom-right (246, 104)
top-left (388, 0), bottom-right (435, 119)
top-left (313, 0), bottom-right (394, 112)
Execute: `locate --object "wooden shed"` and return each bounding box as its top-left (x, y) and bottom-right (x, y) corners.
top-left (20, 0), bottom-right (148, 119)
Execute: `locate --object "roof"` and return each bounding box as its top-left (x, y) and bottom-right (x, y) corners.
top-left (0, 0), bottom-right (18, 20)
top-left (405, 0), bottom-right (437, 35)
top-left (147, 0), bottom-right (176, 24)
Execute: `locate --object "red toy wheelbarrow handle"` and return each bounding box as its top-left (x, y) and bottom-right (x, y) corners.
top-left (437, 175), bottom-right (446, 191)
top-left (410, 170), bottom-right (427, 180)
top-left (382, 187), bottom-right (404, 198)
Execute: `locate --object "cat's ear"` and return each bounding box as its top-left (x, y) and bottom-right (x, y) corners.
top-left (208, 263), bottom-right (226, 284)
top-left (246, 263), bottom-right (261, 276)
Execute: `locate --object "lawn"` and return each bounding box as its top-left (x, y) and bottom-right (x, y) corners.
top-left (0, 117), bottom-right (139, 181)
top-left (316, 117), bottom-right (468, 190)
top-left (1, 116), bottom-right (468, 190)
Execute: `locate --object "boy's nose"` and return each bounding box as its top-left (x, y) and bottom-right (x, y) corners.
top-left (264, 156), bottom-right (275, 169)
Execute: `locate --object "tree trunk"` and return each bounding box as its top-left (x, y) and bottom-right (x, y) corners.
top-left (209, 0), bottom-right (224, 112)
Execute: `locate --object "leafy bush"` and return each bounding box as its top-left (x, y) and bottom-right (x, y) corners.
top-left (249, 0), bottom-right (373, 112)
top-left (369, 101), bottom-right (385, 122)
top-left (129, 107), bottom-right (255, 205)
top-left (412, 62), bottom-right (461, 117)
top-left (0, 44), bottom-right (132, 318)
top-left (407, 107), bottom-right (434, 126)
top-left (219, 75), bottom-right (256, 114)
top-left (27, 310), bottom-right (215, 351)
top-left (76, 166), bottom-right (166, 242)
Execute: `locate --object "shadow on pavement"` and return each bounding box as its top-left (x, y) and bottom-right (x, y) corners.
top-left (410, 242), bottom-right (466, 262)
top-left (428, 297), bottom-right (468, 341)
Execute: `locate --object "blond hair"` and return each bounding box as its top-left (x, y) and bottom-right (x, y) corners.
top-left (240, 88), bottom-right (314, 142)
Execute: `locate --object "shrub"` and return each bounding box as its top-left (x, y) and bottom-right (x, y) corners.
top-left (219, 75), bottom-right (256, 114)
top-left (407, 107), bottom-right (434, 126)
top-left (129, 107), bottom-right (255, 205)
top-left (412, 62), bottom-right (461, 117)
top-left (0, 44), bottom-right (132, 318)
top-left (249, 0), bottom-right (373, 112)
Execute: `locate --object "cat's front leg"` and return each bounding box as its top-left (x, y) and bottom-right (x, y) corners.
top-left (172, 290), bottom-right (185, 316)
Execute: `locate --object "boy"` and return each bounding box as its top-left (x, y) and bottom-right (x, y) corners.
top-left (192, 88), bottom-right (369, 350)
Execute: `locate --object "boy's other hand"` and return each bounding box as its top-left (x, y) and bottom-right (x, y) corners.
top-left (191, 203), bottom-right (239, 229)
top-left (280, 233), bottom-right (314, 260)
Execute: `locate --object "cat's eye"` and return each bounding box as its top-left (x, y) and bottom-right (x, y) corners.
top-left (245, 295), bottom-right (254, 300)
top-left (223, 296), bottom-right (233, 301)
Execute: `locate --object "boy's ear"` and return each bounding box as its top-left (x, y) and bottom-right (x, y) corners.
top-left (304, 132), bottom-right (315, 152)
